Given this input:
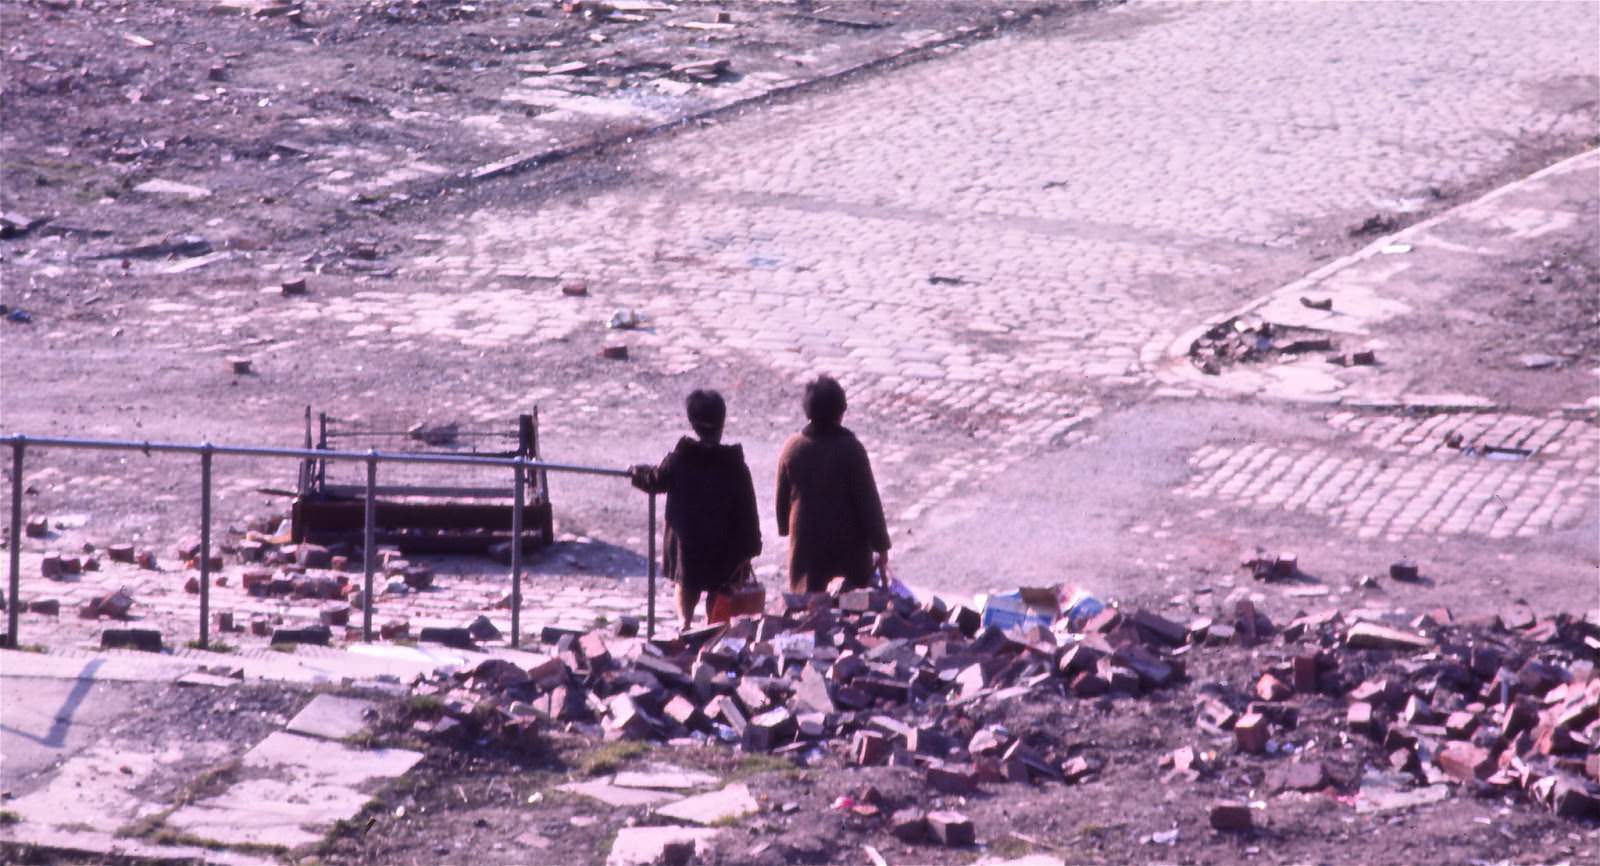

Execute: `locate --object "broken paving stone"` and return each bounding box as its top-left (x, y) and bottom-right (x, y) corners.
top-left (287, 694), bottom-right (376, 741)
top-left (611, 767), bottom-right (720, 790)
top-left (133, 178), bottom-right (211, 199)
top-left (604, 827), bottom-right (719, 866)
top-left (1356, 783), bottom-right (1450, 814)
top-left (655, 783), bottom-right (759, 825)
top-left (1346, 622), bottom-right (1433, 651)
top-left (558, 780), bottom-right (682, 808)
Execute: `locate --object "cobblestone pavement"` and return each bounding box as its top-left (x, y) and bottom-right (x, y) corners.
top-left (1178, 410), bottom-right (1600, 543)
top-left (5, 2), bottom-right (1598, 648)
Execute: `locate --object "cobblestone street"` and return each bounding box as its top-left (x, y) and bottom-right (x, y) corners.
top-left (3, 0), bottom-right (1597, 655)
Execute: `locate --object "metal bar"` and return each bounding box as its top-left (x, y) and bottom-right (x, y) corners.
top-left (362, 455), bottom-right (376, 642)
top-left (647, 492), bottom-right (657, 640)
top-left (533, 407), bottom-right (549, 501)
top-left (0, 434), bottom-right (628, 476)
top-left (319, 484), bottom-right (522, 500)
top-left (6, 438), bottom-right (23, 649)
top-left (299, 406), bottom-right (312, 495)
top-left (511, 459), bottom-right (524, 648)
top-left (198, 446), bottom-right (213, 649)
top-left (316, 413), bottom-right (328, 493)
top-left (322, 430), bottom-right (516, 439)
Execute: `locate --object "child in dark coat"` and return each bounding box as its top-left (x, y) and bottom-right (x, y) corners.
top-left (630, 390), bottom-right (762, 625)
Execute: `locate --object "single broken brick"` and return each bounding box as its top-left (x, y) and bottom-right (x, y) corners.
top-left (925, 810), bottom-right (974, 847)
top-left (1235, 712), bottom-right (1269, 754)
top-left (1256, 673), bottom-right (1292, 701)
top-left (1435, 741), bottom-right (1494, 782)
top-left (889, 810), bottom-right (928, 843)
top-left (1209, 802), bottom-right (1252, 831)
top-left (1347, 701), bottom-right (1377, 736)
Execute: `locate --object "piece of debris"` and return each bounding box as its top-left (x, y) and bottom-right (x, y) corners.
top-left (226, 356), bottom-right (253, 375)
top-left (407, 421), bottom-right (459, 447)
top-left (133, 178), bottom-right (210, 199)
top-left (1299, 296), bottom-right (1333, 310)
top-left (281, 278), bottom-right (309, 296)
top-left (607, 308), bottom-right (643, 330)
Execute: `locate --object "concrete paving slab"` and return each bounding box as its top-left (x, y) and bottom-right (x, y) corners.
top-left (654, 782), bottom-right (759, 825)
top-left (164, 731), bottom-right (422, 849)
top-left (6, 743), bottom-right (172, 829)
top-left (605, 826), bottom-right (720, 866)
top-left (285, 694), bottom-right (376, 741)
top-left (0, 675), bottom-right (127, 790)
top-left (611, 767), bottom-right (721, 790)
top-left (557, 780), bottom-right (684, 808)
top-left (0, 823), bottom-right (278, 866)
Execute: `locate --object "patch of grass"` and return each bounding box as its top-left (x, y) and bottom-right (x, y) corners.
top-left (729, 753), bottom-right (798, 780)
top-left (988, 834), bottom-right (1034, 860)
top-left (16, 644), bottom-right (48, 654)
top-left (0, 810), bottom-right (20, 825)
top-left (182, 759), bottom-right (241, 804)
top-left (184, 639), bottom-right (236, 653)
top-left (269, 642), bottom-right (298, 653)
top-left (592, 828), bottom-right (618, 866)
top-left (403, 694), bottom-right (444, 715)
top-left (392, 637), bottom-right (418, 647)
top-left (592, 614), bottom-right (610, 627)
top-left (343, 730), bottom-right (382, 749)
top-left (575, 740), bottom-right (650, 777)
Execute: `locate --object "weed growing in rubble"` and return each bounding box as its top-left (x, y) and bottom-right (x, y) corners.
top-left (184, 639), bottom-right (236, 653)
top-left (402, 694), bottom-right (445, 717)
top-left (729, 753), bottom-right (800, 780)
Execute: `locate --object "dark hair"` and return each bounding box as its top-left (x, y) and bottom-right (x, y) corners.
top-left (803, 375), bottom-right (847, 428)
top-left (686, 389), bottom-right (726, 437)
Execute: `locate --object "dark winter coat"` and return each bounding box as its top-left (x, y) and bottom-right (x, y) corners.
top-left (631, 437), bottom-right (762, 595)
top-left (775, 423), bottom-right (891, 593)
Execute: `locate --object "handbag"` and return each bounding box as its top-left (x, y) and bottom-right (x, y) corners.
top-left (709, 561), bottom-right (764, 624)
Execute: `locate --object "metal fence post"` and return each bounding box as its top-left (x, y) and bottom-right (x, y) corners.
top-left (647, 492), bottom-right (657, 639)
top-left (363, 453), bottom-right (376, 642)
top-left (511, 458), bottom-right (524, 648)
top-left (6, 437), bottom-right (24, 649)
top-left (198, 444), bottom-right (213, 649)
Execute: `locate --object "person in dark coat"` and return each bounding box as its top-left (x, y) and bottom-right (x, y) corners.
top-left (775, 375), bottom-right (890, 593)
top-left (630, 390), bottom-right (762, 625)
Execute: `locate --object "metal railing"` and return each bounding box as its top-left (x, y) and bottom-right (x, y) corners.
top-left (1, 433), bottom-right (658, 649)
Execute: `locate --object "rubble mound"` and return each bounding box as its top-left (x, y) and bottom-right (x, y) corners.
top-left (404, 585), bottom-right (1600, 825)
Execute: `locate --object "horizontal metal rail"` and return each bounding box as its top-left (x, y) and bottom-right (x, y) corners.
top-left (319, 483), bottom-right (538, 500)
top-left (0, 434), bottom-right (629, 476)
top-left (2, 433), bottom-right (655, 651)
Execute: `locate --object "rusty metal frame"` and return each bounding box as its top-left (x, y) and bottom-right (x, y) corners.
top-left (1, 433), bottom-right (658, 650)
